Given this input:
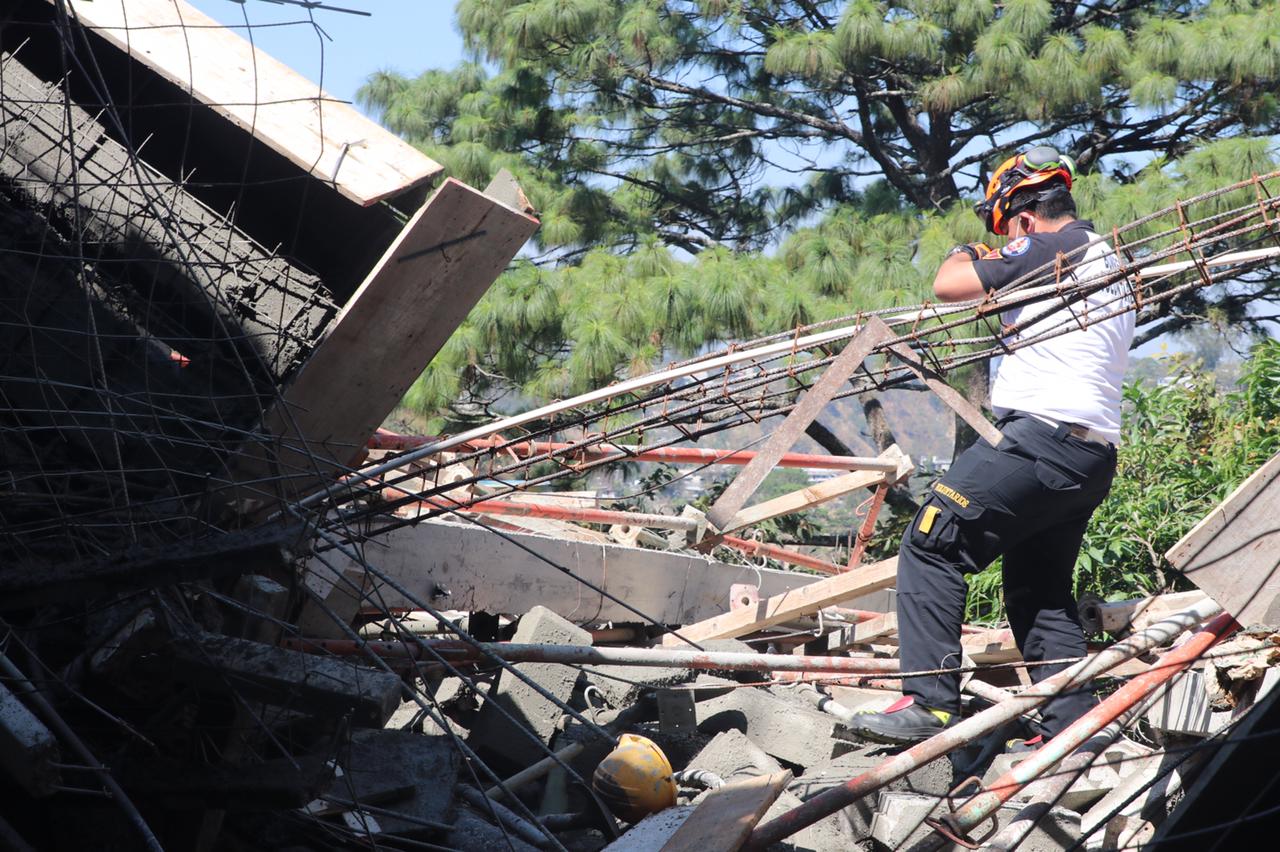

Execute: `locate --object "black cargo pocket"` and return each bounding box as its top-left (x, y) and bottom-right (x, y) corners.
top-left (908, 495), bottom-right (986, 556)
top-left (1034, 459), bottom-right (1083, 491)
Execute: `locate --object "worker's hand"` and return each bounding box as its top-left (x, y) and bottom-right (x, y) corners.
top-left (946, 243), bottom-right (994, 262)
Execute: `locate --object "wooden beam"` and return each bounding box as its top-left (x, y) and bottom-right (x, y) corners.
top-left (708, 446), bottom-right (911, 541)
top-left (660, 771), bottom-right (793, 852)
top-left (1165, 451), bottom-right (1280, 626)
top-left (238, 178), bottom-right (538, 505)
top-left (705, 317), bottom-right (894, 530)
top-left (885, 342), bottom-right (1004, 447)
top-left (308, 520), bottom-right (888, 627)
top-left (662, 556), bottom-right (898, 647)
top-left (825, 612), bottom-right (899, 652)
top-left (58, 0), bottom-right (442, 206)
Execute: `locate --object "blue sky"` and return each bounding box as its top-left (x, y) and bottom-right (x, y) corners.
top-left (188, 0), bottom-right (465, 108)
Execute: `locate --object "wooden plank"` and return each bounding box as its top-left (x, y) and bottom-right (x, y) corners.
top-left (886, 342), bottom-right (1005, 447)
top-left (59, 0), bottom-right (442, 206)
top-left (826, 612), bottom-right (899, 652)
top-left (308, 520), bottom-right (890, 627)
top-left (961, 627), bottom-right (1021, 664)
top-left (712, 445), bottom-right (911, 537)
top-left (240, 178), bottom-right (538, 504)
top-left (1165, 451), bottom-right (1280, 626)
top-left (663, 556), bottom-right (899, 647)
top-left (706, 317), bottom-right (894, 530)
top-left (660, 771), bottom-right (793, 852)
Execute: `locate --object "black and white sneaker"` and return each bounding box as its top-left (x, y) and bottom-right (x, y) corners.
top-left (852, 695), bottom-right (955, 745)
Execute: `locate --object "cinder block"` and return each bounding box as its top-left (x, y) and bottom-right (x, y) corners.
top-left (695, 686), bottom-right (855, 769)
top-left (469, 606), bottom-right (591, 766)
top-left (687, 729), bottom-right (784, 782)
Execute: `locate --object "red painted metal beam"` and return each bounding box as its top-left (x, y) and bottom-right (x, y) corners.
top-left (369, 428), bottom-right (896, 472)
top-left (719, 534), bottom-right (847, 575)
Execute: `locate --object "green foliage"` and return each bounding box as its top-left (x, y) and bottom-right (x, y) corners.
top-left (363, 2), bottom-right (1280, 435)
top-left (965, 340), bottom-right (1280, 624)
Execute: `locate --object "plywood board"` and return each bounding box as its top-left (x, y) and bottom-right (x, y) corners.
top-left (1165, 451), bottom-right (1280, 626)
top-left (59, 0), bottom-right (442, 205)
top-left (660, 771), bottom-right (793, 852)
top-left (663, 556), bottom-right (898, 647)
top-left (243, 178), bottom-right (538, 503)
top-left (307, 520), bottom-right (889, 627)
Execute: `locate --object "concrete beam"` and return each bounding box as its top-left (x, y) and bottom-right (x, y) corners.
top-left (312, 519), bottom-right (853, 626)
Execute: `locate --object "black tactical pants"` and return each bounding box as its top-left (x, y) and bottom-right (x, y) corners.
top-left (896, 413), bottom-right (1118, 737)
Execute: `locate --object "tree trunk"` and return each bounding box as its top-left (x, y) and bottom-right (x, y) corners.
top-left (952, 363), bottom-right (992, 459)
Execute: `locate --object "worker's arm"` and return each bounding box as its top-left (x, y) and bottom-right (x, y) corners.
top-left (932, 252), bottom-right (988, 302)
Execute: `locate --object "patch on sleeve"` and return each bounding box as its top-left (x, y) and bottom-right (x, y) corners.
top-left (932, 483), bottom-right (971, 508)
top-left (1001, 236), bottom-right (1031, 257)
top-left (979, 248), bottom-right (1003, 260)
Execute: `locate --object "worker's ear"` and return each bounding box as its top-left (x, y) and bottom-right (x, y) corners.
top-left (1016, 213), bottom-right (1035, 235)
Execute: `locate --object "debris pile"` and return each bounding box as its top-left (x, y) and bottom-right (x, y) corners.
top-left (5, 2), bottom-right (1280, 850)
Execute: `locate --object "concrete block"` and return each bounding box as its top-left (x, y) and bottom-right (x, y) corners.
top-left (1146, 670), bottom-right (1211, 736)
top-left (581, 663), bottom-right (692, 709)
top-left (695, 687), bottom-right (855, 770)
top-left (788, 745), bottom-right (954, 841)
top-left (470, 606), bottom-right (592, 767)
top-left (870, 790), bottom-right (1081, 851)
top-left (687, 729), bottom-right (784, 782)
top-left (332, 730), bottom-right (461, 834)
top-left (167, 632), bottom-right (403, 727)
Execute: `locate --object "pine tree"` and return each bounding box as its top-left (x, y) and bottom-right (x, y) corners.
top-left (361, 1), bottom-right (1280, 434)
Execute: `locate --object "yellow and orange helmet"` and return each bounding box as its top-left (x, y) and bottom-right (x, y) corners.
top-left (974, 146), bottom-right (1077, 235)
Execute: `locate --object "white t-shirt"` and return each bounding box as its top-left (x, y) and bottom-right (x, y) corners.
top-left (973, 220), bottom-right (1135, 444)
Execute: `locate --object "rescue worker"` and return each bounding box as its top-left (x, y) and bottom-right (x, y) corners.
top-left (852, 147), bottom-right (1135, 745)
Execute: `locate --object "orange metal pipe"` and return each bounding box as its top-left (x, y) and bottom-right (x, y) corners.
top-left (719, 534), bottom-right (847, 575)
top-left (369, 429), bottom-right (896, 472)
top-left (412, 495), bottom-right (700, 531)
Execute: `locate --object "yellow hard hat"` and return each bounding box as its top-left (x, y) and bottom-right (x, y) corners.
top-left (591, 733), bottom-right (677, 822)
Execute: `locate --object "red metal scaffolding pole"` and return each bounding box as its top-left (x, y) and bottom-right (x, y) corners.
top-left (369, 428), bottom-right (898, 472)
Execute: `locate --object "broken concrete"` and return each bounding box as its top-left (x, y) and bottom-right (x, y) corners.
top-left (328, 730), bottom-right (461, 835)
top-left (696, 686), bottom-right (857, 769)
top-left (470, 606), bottom-right (592, 767)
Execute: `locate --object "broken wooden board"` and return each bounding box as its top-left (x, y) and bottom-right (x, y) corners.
top-left (661, 770), bottom-right (793, 852)
top-left (663, 557), bottom-right (898, 647)
top-left (706, 317), bottom-right (893, 531)
top-left (312, 519), bottom-right (890, 627)
top-left (240, 178), bottom-right (539, 505)
top-left (1166, 450), bottom-right (1280, 626)
top-left (56, 0), bottom-right (441, 206)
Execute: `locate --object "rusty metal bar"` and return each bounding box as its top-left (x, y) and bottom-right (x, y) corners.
top-left (847, 482), bottom-right (888, 569)
top-left (719, 534), bottom-right (848, 575)
top-left (405, 495), bottom-right (702, 532)
top-left (281, 638), bottom-right (903, 675)
top-left (369, 429), bottom-right (900, 473)
top-left (936, 611), bottom-right (1237, 845)
top-left (742, 598), bottom-right (1222, 850)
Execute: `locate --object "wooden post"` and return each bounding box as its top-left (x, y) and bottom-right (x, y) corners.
top-left (234, 178), bottom-right (539, 508)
